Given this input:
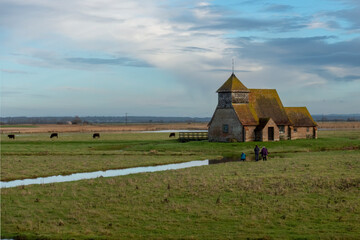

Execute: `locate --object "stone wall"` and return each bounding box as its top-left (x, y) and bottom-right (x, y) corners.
top-left (208, 108), bottom-right (243, 142)
top-left (259, 118), bottom-right (279, 142)
top-left (279, 125), bottom-right (291, 140)
top-left (245, 126), bottom-right (256, 142)
top-left (290, 126), bottom-right (316, 140)
top-left (218, 93), bottom-right (232, 108)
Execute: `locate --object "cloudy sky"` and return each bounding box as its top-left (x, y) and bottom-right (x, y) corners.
top-left (1, 0), bottom-right (359, 117)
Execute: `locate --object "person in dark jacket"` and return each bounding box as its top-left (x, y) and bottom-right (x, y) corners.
top-left (260, 146), bottom-right (268, 161)
top-left (254, 145), bottom-right (260, 161)
top-left (240, 152), bottom-right (246, 161)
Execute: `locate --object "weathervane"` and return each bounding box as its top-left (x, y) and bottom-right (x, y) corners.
top-left (232, 58), bottom-right (235, 74)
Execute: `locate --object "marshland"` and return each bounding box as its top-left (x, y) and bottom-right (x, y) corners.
top-left (1, 125), bottom-right (360, 239)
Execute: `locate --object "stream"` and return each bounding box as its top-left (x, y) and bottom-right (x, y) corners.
top-left (0, 157), bottom-right (246, 188)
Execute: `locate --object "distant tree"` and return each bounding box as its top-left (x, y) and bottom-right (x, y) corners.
top-left (72, 116), bottom-right (83, 125)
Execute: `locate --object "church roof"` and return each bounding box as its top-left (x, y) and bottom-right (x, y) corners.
top-left (217, 73), bottom-right (249, 93)
top-left (285, 107), bottom-right (317, 127)
top-left (233, 104), bottom-right (259, 126)
top-left (211, 75), bottom-right (314, 128)
top-left (255, 118), bottom-right (272, 131)
top-left (248, 89), bottom-right (291, 126)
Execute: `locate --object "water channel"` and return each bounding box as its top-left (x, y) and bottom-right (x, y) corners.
top-left (1, 157), bottom-right (244, 189)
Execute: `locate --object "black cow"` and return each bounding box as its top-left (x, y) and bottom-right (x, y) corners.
top-left (8, 134), bottom-right (15, 139)
top-left (169, 132), bottom-right (176, 138)
top-left (93, 133), bottom-right (100, 139)
top-left (50, 133), bottom-right (58, 138)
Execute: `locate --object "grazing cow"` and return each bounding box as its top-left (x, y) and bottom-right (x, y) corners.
top-left (50, 133), bottom-right (58, 138)
top-left (8, 134), bottom-right (15, 139)
top-left (93, 133), bottom-right (100, 139)
top-left (169, 132), bottom-right (176, 138)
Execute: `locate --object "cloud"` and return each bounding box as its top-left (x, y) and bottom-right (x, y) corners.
top-left (329, 5), bottom-right (360, 30)
top-left (53, 86), bottom-right (105, 93)
top-left (191, 16), bottom-right (307, 32)
top-left (234, 36), bottom-right (360, 68)
top-left (0, 69), bottom-right (32, 74)
top-left (307, 20), bottom-right (341, 30)
top-left (1, 0), bottom-right (360, 116)
top-left (229, 36), bottom-right (360, 85)
top-left (306, 69), bottom-right (360, 82)
top-left (204, 69), bottom-right (251, 73)
top-left (263, 4), bottom-right (293, 12)
top-left (181, 47), bottom-right (212, 52)
top-left (65, 57), bottom-right (153, 67)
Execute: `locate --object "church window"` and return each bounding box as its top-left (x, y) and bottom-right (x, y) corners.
top-left (279, 125), bottom-right (285, 133)
top-left (222, 124), bottom-right (229, 133)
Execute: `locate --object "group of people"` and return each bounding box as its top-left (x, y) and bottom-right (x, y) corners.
top-left (240, 145), bottom-right (268, 161)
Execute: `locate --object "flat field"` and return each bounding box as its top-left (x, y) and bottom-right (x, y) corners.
top-left (1, 130), bottom-right (360, 239)
top-left (1, 121), bottom-right (360, 135)
top-left (0, 122), bottom-right (208, 134)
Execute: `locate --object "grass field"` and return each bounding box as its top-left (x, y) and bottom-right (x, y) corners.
top-left (0, 123), bottom-right (208, 134)
top-left (1, 130), bottom-right (360, 239)
top-left (1, 121), bottom-right (359, 135)
top-left (1, 131), bottom-right (359, 181)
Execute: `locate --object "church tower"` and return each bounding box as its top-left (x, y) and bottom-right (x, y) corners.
top-left (208, 73), bottom-right (250, 142)
top-left (216, 73), bottom-right (250, 108)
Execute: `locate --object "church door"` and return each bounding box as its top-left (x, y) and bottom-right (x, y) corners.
top-left (268, 127), bottom-right (274, 141)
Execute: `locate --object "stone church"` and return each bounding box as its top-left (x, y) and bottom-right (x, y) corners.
top-left (208, 73), bottom-right (317, 142)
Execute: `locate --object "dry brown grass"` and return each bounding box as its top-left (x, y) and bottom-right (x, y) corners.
top-left (2, 121), bottom-right (360, 134)
top-left (0, 123), bottom-right (208, 134)
top-left (317, 121), bottom-right (360, 129)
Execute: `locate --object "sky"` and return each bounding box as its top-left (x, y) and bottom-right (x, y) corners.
top-left (1, 0), bottom-right (359, 117)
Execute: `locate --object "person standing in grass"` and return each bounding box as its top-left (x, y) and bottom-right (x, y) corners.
top-left (260, 146), bottom-right (268, 161)
top-left (254, 145), bottom-right (260, 161)
top-left (241, 152), bottom-right (246, 161)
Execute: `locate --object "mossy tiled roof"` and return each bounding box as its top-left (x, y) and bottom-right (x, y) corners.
top-left (212, 75), bottom-right (312, 128)
top-left (217, 73), bottom-right (249, 92)
top-left (248, 89), bottom-right (291, 126)
top-left (255, 118), bottom-right (272, 131)
top-left (285, 107), bottom-right (317, 127)
top-left (233, 104), bottom-right (259, 125)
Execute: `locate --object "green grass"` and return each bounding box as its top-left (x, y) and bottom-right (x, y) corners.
top-left (1, 131), bottom-right (360, 181)
top-left (1, 151), bottom-right (360, 239)
top-left (1, 132), bottom-right (216, 181)
top-left (1, 130), bottom-right (360, 239)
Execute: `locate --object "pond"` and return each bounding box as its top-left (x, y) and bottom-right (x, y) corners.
top-left (0, 157), bottom-right (244, 189)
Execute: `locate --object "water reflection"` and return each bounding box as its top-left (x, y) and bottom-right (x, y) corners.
top-left (1, 160), bottom-right (209, 189)
top-left (1, 156), bottom-right (248, 189)
top-left (209, 156), bottom-right (244, 164)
